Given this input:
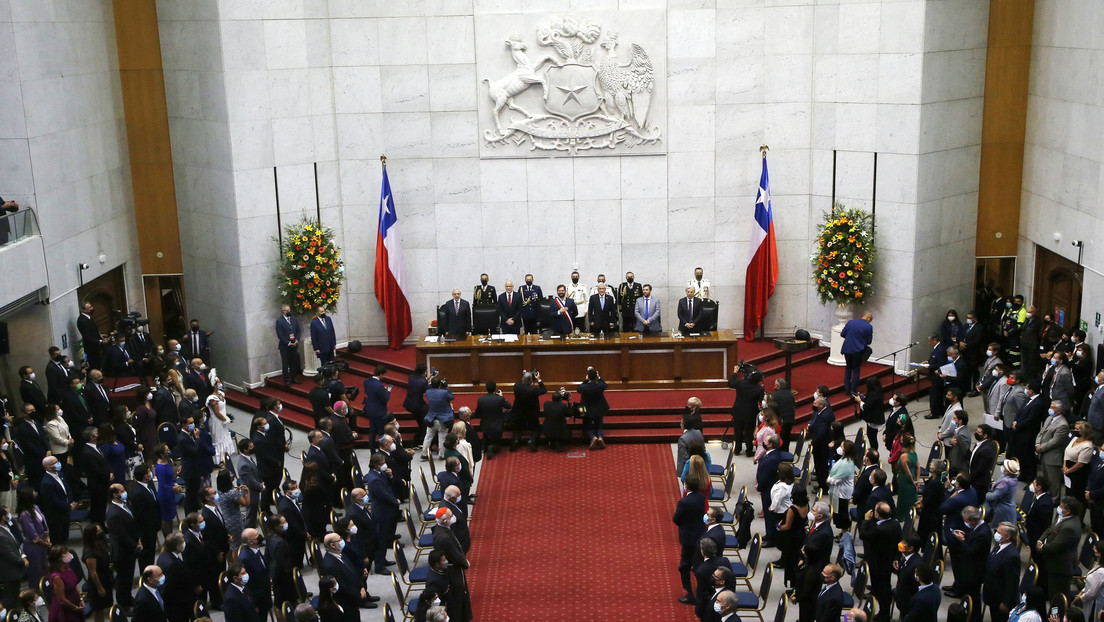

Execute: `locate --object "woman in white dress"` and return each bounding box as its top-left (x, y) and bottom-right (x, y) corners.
top-left (206, 381), bottom-right (235, 458)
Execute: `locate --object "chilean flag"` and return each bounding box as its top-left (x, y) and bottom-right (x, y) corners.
top-left (743, 156), bottom-right (779, 341)
top-left (375, 165), bottom-right (412, 349)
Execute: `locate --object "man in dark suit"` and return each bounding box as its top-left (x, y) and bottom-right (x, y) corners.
top-left (309, 306), bottom-right (337, 365)
top-left (587, 283), bottom-right (618, 335)
top-left (512, 371), bottom-right (547, 449)
top-left (903, 565), bottom-right (941, 622)
top-left (968, 424), bottom-right (999, 501)
top-left (431, 507), bottom-right (472, 622)
top-left (200, 486), bottom-right (229, 579)
top-left (795, 501), bottom-right (835, 622)
top-left (519, 274), bottom-right (544, 334)
top-left (894, 533), bottom-right (924, 617)
top-left (472, 273), bottom-right (496, 307)
top-left (1086, 455), bottom-right (1104, 536)
top-left (379, 434), bottom-right (412, 501)
top-left (672, 479), bottom-right (707, 604)
top-left (923, 335), bottom-right (949, 418)
top-left (82, 370), bottom-right (113, 425)
top-left (547, 284), bottom-right (578, 335)
top-left (859, 502), bottom-right (902, 622)
top-left (728, 366), bottom-right (765, 457)
top-left (983, 523), bottom-right (1021, 622)
top-left (344, 489), bottom-right (379, 566)
top-left (265, 514), bottom-right (297, 608)
top-left (816, 565), bottom-right (845, 622)
top-left (938, 346), bottom-right (972, 397)
top-left (755, 434), bottom-right (788, 544)
top-left (703, 507), bottom-right (727, 557)
top-left (850, 451), bottom-right (879, 522)
top-left (366, 452), bottom-right (400, 574)
top-left (275, 304), bottom-right (302, 385)
top-left (181, 512), bottom-right (216, 606)
top-left (497, 280), bottom-right (523, 334)
top-left (157, 533), bottom-right (194, 622)
top-left (617, 272), bottom-right (642, 333)
top-left (105, 484), bottom-right (140, 608)
top-left (577, 368), bottom-right (609, 450)
top-left (77, 302), bottom-right (106, 369)
top-left (221, 562), bottom-right (260, 622)
top-left (178, 415), bottom-right (215, 514)
top-left (939, 475), bottom-right (978, 545)
top-left (183, 359), bottom-right (212, 402)
top-left (275, 480), bottom-right (306, 568)
top-left (18, 366), bottom-right (48, 414)
top-left (44, 347), bottom-right (68, 404)
top-left (106, 336), bottom-right (135, 376)
top-left (238, 529), bottom-right (272, 619)
top-left (840, 312), bottom-right (873, 393)
top-left (0, 506), bottom-right (24, 611)
top-left (259, 398), bottom-right (289, 507)
top-left (441, 485), bottom-right (471, 553)
top-left (361, 365), bottom-right (391, 451)
top-left (1013, 381), bottom-right (1047, 482)
top-left (808, 395), bottom-right (835, 494)
top-left (181, 319), bottom-right (210, 363)
top-left (320, 533), bottom-right (364, 621)
top-left (442, 289), bottom-right (472, 338)
top-left (13, 404), bottom-right (49, 487)
top-left (130, 464), bottom-right (161, 570)
top-left (1036, 497), bottom-right (1083, 598)
top-left (474, 381), bottom-right (511, 457)
top-left (236, 439), bottom-right (264, 528)
top-left (676, 286), bottom-right (704, 334)
top-left (439, 458), bottom-right (466, 508)
top-left (133, 565), bottom-right (168, 622)
top-left (78, 428), bottom-right (111, 524)
top-left (151, 383), bottom-right (179, 426)
top-left (59, 376), bottom-right (92, 440)
top-left (959, 312), bottom-right (986, 393)
top-left (693, 538), bottom-right (732, 621)
top-left (771, 378), bottom-right (797, 451)
top-left (944, 506), bottom-right (990, 601)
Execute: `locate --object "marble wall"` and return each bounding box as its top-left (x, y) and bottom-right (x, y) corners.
top-left (0, 0), bottom-right (141, 380)
top-left (156, 0), bottom-right (991, 384)
top-left (1021, 0), bottom-right (1104, 344)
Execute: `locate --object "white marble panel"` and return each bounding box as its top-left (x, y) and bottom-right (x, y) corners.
top-left (308, 69), bottom-right (336, 117)
top-left (921, 50), bottom-right (986, 104)
top-left (335, 114), bottom-right (383, 160)
top-left (477, 248), bottom-right (528, 293)
top-left (263, 19), bottom-right (309, 69)
top-left (834, 103), bottom-right (877, 153)
top-left (877, 53), bottom-right (923, 105)
top-left (0, 138), bottom-right (33, 195)
top-left (432, 158), bottom-right (481, 202)
top-left (478, 159), bottom-right (527, 202)
top-left (380, 65), bottom-right (430, 112)
top-left (384, 158), bottom-right (435, 206)
top-left (427, 16), bottom-right (476, 64)
top-left (333, 66), bottom-right (383, 114)
top-left (923, 0), bottom-right (989, 53)
top-left (620, 199), bottom-right (668, 244)
top-left (834, 54), bottom-right (879, 104)
top-left (668, 105), bottom-right (716, 153)
top-left (429, 64), bottom-right (478, 112)
top-left (620, 155), bottom-right (668, 200)
top-left (669, 10), bottom-right (716, 58)
top-left (763, 5), bottom-right (813, 55)
top-left (379, 17), bottom-right (429, 65)
top-left (229, 119), bottom-right (275, 170)
top-left (764, 55), bottom-right (812, 103)
top-left (874, 104), bottom-right (920, 155)
top-left (220, 20), bottom-right (266, 70)
top-left (267, 69), bottom-right (312, 119)
top-left (918, 99), bottom-right (983, 154)
top-left (574, 199), bottom-right (621, 245)
top-left (621, 243), bottom-right (669, 291)
top-left (0, 81), bottom-right (26, 139)
top-left (218, 0), bottom-right (264, 21)
top-left (667, 197), bottom-right (715, 243)
top-left (304, 19), bottom-right (332, 69)
top-left (716, 56), bottom-right (763, 104)
top-left (668, 151), bottom-right (715, 199)
top-left (480, 201), bottom-right (531, 246)
top-left (403, 248), bottom-right (439, 294)
top-left (232, 168), bottom-right (278, 220)
top-left (224, 70), bottom-right (272, 122)
top-left (399, 203), bottom-right (440, 250)
top-left (526, 158), bottom-right (574, 202)
top-left (715, 8), bottom-right (763, 58)
top-left (272, 117), bottom-right (315, 166)
top-left (19, 77), bottom-right (66, 138)
top-left (811, 4), bottom-right (838, 56)
top-left (430, 112), bottom-right (479, 158)
top-left (714, 149), bottom-right (760, 199)
top-left (764, 102), bottom-right (811, 149)
top-left (708, 236), bottom-right (746, 287)
top-left (329, 18), bottom-right (380, 66)
top-left (427, 0), bottom-right (476, 16)
top-left (573, 157), bottom-right (621, 201)
top-left (381, 113), bottom-right (433, 159)
top-left (715, 103), bottom-right (763, 154)
top-left (668, 59), bottom-right (716, 106)
top-left (879, 1), bottom-right (925, 54)
top-left (836, 2), bottom-right (880, 54)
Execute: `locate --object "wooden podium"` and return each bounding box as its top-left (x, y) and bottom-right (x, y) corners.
top-left (416, 330), bottom-right (739, 390)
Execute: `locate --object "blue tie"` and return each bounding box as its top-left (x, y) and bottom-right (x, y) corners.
top-left (155, 588), bottom-right (163, 608)
top-left (645, 299), bottom-right (649, 318)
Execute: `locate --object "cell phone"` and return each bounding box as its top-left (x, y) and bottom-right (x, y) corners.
top-left (1051, 607), bottom-right (1059, 616)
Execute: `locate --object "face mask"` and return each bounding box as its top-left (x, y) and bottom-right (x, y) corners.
top-left (120, 492), bottom-right (128, 502)
top-left (1051, 357), bottom-right (1060, 366)
top-left (281, 523), bottom-right (289, 532)
top-left (991, 369), bottom-right (1000, 377)
top-left (813, 391), bottom-right (820, 400)
top-left (433, 598), bottom-right (442, 607)
top-left (174, 344), bottom-right (181, 351)
top-left (241, 572), bottom-right (249, 584)
top-left (158, 575), bottom-right (166, 586)
top-left (35, 597), bottom-right (44, 607)
top-left (888, 398), bottom-right (896, 407)
top-left (62, 553), bottom-right (73, 564)
top-left (1098, 450), bottom-right (1104, 461)
top-left (263, 424), bottom-right (270, 432)
top-left (187, 423), bottom-right (195, 432)
top-left (481, 279), bottom-right (488, 286)
top-left (54, 463), bottom-right (62, 473)
top-left (947, 356), bottom-right (954, 363)
top-left (67, 361), bottom-right (74, 368)
top-left (993, 532), bottom-right (1003, 543)
top-left (1025, 312), bottom-right (1032, 318)
top-left (974, 432), bottom-right (984, 441)
top-left (1005, 302), bottom-right (1012, 308)
top-left (571, 277), bottom-right (579, 284)
top-left (966, 318), bottom-right (974, 325)
top-left (338, 540), bottom-right (346, 550)
top-left (702, 514), bottom-right (710, 525)
top-left (947, 316), bottom-right (955, 322)
top-left (836, 447), bottom-right (843, 456)
top-left (714, 603), bottom-right (723, 614)
top-left (757, 413), bottom-right (764, 424)
top-left (291, 490), bottom-right (302, 500)
top-left (199, 364), bottom-right (207, 371)
top-left (626, 277), bottom-right (633, 284)
top-left (349, 525), bottom-right (358, 535)
top-left (897, 542), bottom-right (908, 553)
top-left (986, 349), bottom-right (993, 357)
top-left (0, 444), bottom-right (7, 452)
top-left (357, 497), bottom-right (368, 507)
top-left (284, 311), bottom-right (291, 317)
top-left (1048, 409), bottom-right (1056, 417)
top-left (156, 349), bottom-right (164, 355)
top-left (1029, 484), bottom-right (1036, 494)
top-left (448, 516), bottom-right (458, 526)
top-left (525, 280), bottom-right (533, 286)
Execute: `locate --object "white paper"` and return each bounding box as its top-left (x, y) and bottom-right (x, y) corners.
top-left (939, 363), bottom-right (957, 377)
top-left (424, 336), bottom-right (438, 342)
top-left (1065, 475), bottom-right (1073, 488)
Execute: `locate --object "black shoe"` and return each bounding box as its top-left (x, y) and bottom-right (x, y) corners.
top-left (384, 560), bottom-right (396, 566)
top-left (678, 595), bottom-right (695, 605)
top-left (744, 449), bottom-right (754, 457)
top-left (923, 414), bottom-right (940, 420)
top-left (366, 595), bottom-right (381, 602)
top-left (360, 602), bottom-right (379, 609)
top-left (967, 390), bottom-right (980, 397)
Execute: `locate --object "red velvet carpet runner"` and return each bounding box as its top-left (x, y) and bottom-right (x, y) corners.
top-left (466, 444), bottom-right (699, 621)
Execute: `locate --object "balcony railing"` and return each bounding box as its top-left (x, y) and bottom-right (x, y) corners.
top-left (0, 207), bottom-right (41, 248)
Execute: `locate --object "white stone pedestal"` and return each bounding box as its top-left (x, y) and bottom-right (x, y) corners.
top-left (302, 336), bottom-right (319, 376)
top-left (827, 303), bottom-right (851, 367)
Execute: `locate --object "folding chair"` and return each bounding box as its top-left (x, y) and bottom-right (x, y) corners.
top-left (384, 602), bottom-right (397, 622)
top-left (772, 594), bottom-right (787, 622)
top-left (961, 595), bottom-right (973, 620)
top-left (107, 604), bottom-right (126, 622)
top-left (708, 465), bottom-right (736, 509)
top-left (192, 601), bottom-right (209, 620)
top-left (410, 485), bottom-right (437, 531)
top-left (842, 561), bottom-right (868, 607)
top-left (919, 442), bottom-right (942, 478)
top-left (922, 532), bottom-right (941, 565)
top-left (1050, 593), bottom-right (1067, 620)
top-left (854, 427), bottom-right (866, 462)
top-left (791, 429), bottom-right (806, 460)
top-left (862, 596), bottom-right (876, 618)
top-left (391, 573), bottom-right (418, 622)
top-left (223, 452), bottom-right (237, 478)
top-left (1019, 564), bottom-right (1038, 594)
top-left (902, 507), bottom-right (918, 537)
top-left (721, 486), bottom-right (746, 530)
top-left (394, 540), bottom-right (429, 599)
top-left (1081, 532), bottom-right (1099, 572)
top-left (420, 469), bottom-right (443, 503)
top-left (293, 566), bottom-right (308, 602)
top-left (427, 453), bottom-right (438, 483)
top-left (730, 533), bottom-right (762, 590)
top-left (281, 602), bottom-right (295, 622)
top-left (932, 559), bottom-right (945, 586)
top-left (711, 442), bottom-right (736, 480)
top-left (732, 563), bottom-right (773, 622)
top-left (404, 510), bottom-right (435, 565)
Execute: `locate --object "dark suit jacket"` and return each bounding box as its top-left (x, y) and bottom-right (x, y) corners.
top-left (894, 553), bottom-right (923, 610)
top-left (107, 343), bottom-right (134, 375)
top-left (0, 526), bottom-right (24, 583)
top-left (183, 369), bottom-right (212, 401)
top-left (1039, 517), bottom-right (1082, 576)
top-left (181, 329), bottom-right (210, 361)
top-left (1014, 395), bottom-right (1047, 441)
top-left (442, 498), bottom-right (471, 553)
top-left (840, 318), bottom-right (873, 354)
top-left (474, 393), bottom-right (510, 439)
top-left (133, 585), bottom-right (167, 622)
top-left (868, 485), bottom-right (896, 517)
top-left (130, 480), bottom-right (161, 545)
top-left (547, 297), bottom-right (578, 334)
top-left (310, 316), bottom-right (337, 354)
top-left (19, 379), bottom-right (48, 413)
top-left (576, 379), bottom-right (609, 419)
top-left (859, 517), bottom-right (903, 575)
top-left (442, 299), bottom-right (472, 336)
top-left (694, 555), bottom-right (733, 619)
top-left (45, 360), bottom-right (69, 404)
top-left (344, 501), bottom-right (378, 558)
top-left (13, 419), bottom-right (49, 465)
top-left (361, 377), bottom-right (390, 422)
top-left (201, 505), bottom-right (230, 556)
top-left (319, 552), bottom-right (361, 613)
top-left (275, 314), bottom-right (302, 348)
top-left (237, 546), bottom-right (272, 613)
top-left (588, 293), bottom-right (617, 333)
top-left (902, 585), bottom-right (940, 622)
top-left (676, 296), bottom-right (704, 333)
top-left (39, 473), bottom-right (71, 528)
top-left (156, 551), bottom-right (193, 617)
top-left (497, 292), bottom-right (522, 331)
top-left (673, 491), bottom-right (707, 547)
top-left (983, 544), bottom-right (1021, 609)
top-left (222, 583), bottom-right (260, 622)
top-left (808, 406), bottom-right (835, 451)
top-left (756, 449), bottom-right (787, 496)
top-left (816, 582), bottom-right (844, 622)
top-left (79, 443), bottom-right (112, 492)
top-left (852, 465), bottom-right (876, 511)
top-left (77, 314), bottom-right (102, 358)
top-left (805, 521), bottom-right (834, 571)
top-left (60, 388), bottom-right (92, 433)
top-left (366, 469), bottom-right (400, 524)
top-left (105, 502), bottom-right (139, 561)
top-left (182, 529), bottom-right (213, 584)
top-left (772, 388), bottom-right (796, 425)
top-left (275, 495), bottom-right (306, 562)
top-left (968, 439), bottom-right (998, 493)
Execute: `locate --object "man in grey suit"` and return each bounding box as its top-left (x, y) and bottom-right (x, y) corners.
top-left (634, 284), bottom-right (662, 333)
top-left (236, 438), bottom-right (264, 528)
top-left (1035, 401), bottom-right (1070, 496)
top-left (947, 411), bottom-right (972, 477)
top-left (1036, 496), bottom-right (1083, 598)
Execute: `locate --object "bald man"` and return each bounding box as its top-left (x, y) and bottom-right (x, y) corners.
top-left (320, 533), bottom-right (363, 619)
top-left (442, 289), bottom-right (472, 338)
top-left (497, 280), bottom-right (522, 334)
top-left (38, 456), bottom-right (73, 544)
top-left (133, 565), bottom-right (167, 621)
top-left (237, 529), bottom-right (272, 618)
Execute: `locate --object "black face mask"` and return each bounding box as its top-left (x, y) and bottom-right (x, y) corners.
top-left (571, 277), bottom-right (579, 284)
top-left (284, 311), bottom-right (291, 317)
top-left (626, 277), bottom-right (633, 284)
top-left (481, 279), bottom-right (488, 286)
top-left (974, 432), bottom-right (984, 441)
top-left (695, 274), bottom-right (703, 280)
top-left (525, 280), bottom-right (533, 286)
top-left (191, 325), bottom-right (199, 331)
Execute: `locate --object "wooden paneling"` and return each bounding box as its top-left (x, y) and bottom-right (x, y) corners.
top-left (113, 0), bottom-right (183, 275)
top-left (976, 0), bottom-right (1035, 257)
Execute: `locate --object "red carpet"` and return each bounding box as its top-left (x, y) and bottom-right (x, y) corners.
top-left (466, 444), bottom-right (697, 622)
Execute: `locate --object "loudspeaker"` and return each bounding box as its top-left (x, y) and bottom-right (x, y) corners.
top-left (0, 322), bottom-right (8, 355)
top-left (347, 340), bottom-right (362, 354)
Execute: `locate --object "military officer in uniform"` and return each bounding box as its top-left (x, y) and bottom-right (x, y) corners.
top-left (590, 274), bottom-right (611, 300)
top-left (689, 267), bottom-right (712, 300)
top-left (568, 271), bottom-right (588, 332)
top-left (618, 272), bottom-right (643, 333)
top-left (520, 274), bottom-right (543, 334)
top-left (497, 280), bottom-right (522, 334)
top-left (472, 273), bottom-right (496, 308)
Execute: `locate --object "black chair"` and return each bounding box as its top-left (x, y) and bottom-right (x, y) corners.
top-left (384, 602), bottom-right (397, 622)
top-left (472, 306), bottom-right (499, 335)
top-left (862, 596), bottom-right (876, 618)
top-left (282, 602), bottom-right (295, 621)
top-left (1081, 532), bottom-right (1099, 571)
top-left (108, 605), bottom-right (127, 622)
top-left (1050, 593), bottom-right (1067, 621)
top-left (158, 423), bottom-right (177, 449)
top-left (772, 594), bottom-right (787, 622)
top-left (699, 299), bottom-right (718, 331)
top-left (919, 442), bottom-right (942, 478)
top-left (1020, 564), bottom-right (1038, 594)
top-left (293, 566), bottom-right (308, 602)
top-left (192, 600), bottom-right (209, 620)
top-left (222, 453), bottom-right (236, 478)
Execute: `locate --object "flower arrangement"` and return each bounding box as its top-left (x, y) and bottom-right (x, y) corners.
top-left (276, 219), bottom-right (345, 313)
top-left (811, 203), bottom-right (876, 305)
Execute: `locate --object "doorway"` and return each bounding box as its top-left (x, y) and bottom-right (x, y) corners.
top-left (1033, 245), bottom-right (1084, 331)
top-left (77, 266), bottom-right (128, 336)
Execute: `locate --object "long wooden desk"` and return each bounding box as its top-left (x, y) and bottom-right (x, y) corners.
top-left (415, 330), bottom-right (739, 390)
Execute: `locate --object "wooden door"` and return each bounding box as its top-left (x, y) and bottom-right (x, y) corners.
top-left (1033, 246), bottom-right (1083, 331)
top-left (77, 266), bottom-right (128, 334)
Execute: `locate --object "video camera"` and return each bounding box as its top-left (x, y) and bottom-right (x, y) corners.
top-left (115, 310), bottom-right (150, 332)
top-left (736, 359), bottom-right (763, 383)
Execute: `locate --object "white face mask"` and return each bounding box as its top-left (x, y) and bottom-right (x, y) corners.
top-left (986, 349), bottom-right (993, 357)
top-left (1029, 484), bottom-right (1036, 494)
top-left (992, 369), bottom-right (1000, 377)
top-left (888, 398), bottom-right (896, 407)
top-left (836, 447), bottom-right (843, 456)
top-left (28, 373), bottom-right (35, 381)
top-left (947, 316), bottom-right (955, 322)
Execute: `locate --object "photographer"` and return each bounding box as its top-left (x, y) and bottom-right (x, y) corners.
top-left (539, 388), bottom-right (572, 451)
top-left (512, 371), bottom-right (547, 452)
top-left (577, 367), bottom-right (609, 450)
top-left (728, 362), bottom-right (765, 457)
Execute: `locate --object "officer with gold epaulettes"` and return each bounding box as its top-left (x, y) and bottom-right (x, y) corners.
top-left (688, 267), bottom-right (712, 300)
top-left (520, 274), bottom-right (543, 334)
top-left (618, 271), bottom-right (643, 333)
top-left (473, 273), bottom-right (497, 307)
top-left (567, 271), bottom-right (588, 333)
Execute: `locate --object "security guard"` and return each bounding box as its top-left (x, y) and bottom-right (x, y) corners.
top-left (1000, 294), bottom-right (1027, 367)
top-left (568, 271), bottom-right (589, 332)
top-left (520, 274), bottom-right (543, 334)
top-left (473, 273), bottom-right (496, 307)
top-left (618, 272), bottom-right (643, 333)
top-left (688, 267), bottom-right (713, 300)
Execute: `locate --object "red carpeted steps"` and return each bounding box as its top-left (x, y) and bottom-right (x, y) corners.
top-left (226, 339), bottom-right (932, 443)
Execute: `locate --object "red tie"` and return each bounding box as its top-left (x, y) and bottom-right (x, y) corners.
top-left (508, 293), bottom-right (512, 305)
